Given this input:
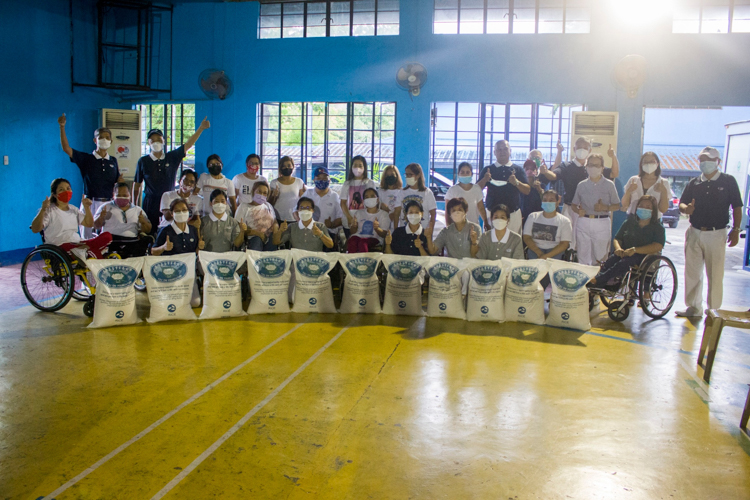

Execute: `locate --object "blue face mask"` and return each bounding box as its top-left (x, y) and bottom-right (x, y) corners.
top-left (458, 175), bottom-right (473, 184)
top-left (315, 180), bottom-right (330, 190)
top-left (636, 208), bottom-right (652, 220)
top-left (541, 201), bottom-right (557, 213)
top-left (699, 160), bottom-right (717, 176)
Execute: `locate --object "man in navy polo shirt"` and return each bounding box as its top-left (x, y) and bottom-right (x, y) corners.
top-left (676, 146), bottom-right (744, 317)
top-left (477, 140), bottom-right (531, 234)
top-left (132, 116), bottom-right (210, 233)
top-left (58, 113), bottom-right (124, 238)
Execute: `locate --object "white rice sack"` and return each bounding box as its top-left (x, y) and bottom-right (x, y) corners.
top-left (339, 253), bottom-right (382, 314)
top-left (381, 254), bottom-right (427, 317)
top-left (86, 257), bottom-right (144, 328)
top-left (466, 259), bottom-right (509, 323)
top-left (426, 257), bottom-right (468, 320)
top-left (290, 249), bottom-right (338, 314)
top-left (198, 251), bottom-right (247, 320)
top-left (246, 250), bottom-right (293, 315)
top-left (504, 258), bottom-right (549, 325)
top-left (144, 253), bottom-right (198, 323)
top-left (546, 260), bottom-right (599, 331)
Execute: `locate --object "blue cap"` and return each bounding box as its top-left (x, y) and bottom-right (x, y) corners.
top-left (313, 166), bottom-right (329, 178)
top-left (147, 128), bottom-right (164, 139)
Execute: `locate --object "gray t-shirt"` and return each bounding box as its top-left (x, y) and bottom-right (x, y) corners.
top-left (571, 177), bottom-right (620, 216)
top-left (433, 221), bottom-right (481, 259)
top-left (200, 214), bottom-right (241, 253)
top-left (476, 230), bottom-right (524, 260)
top-left (278, 221), bottom-right (328, 252)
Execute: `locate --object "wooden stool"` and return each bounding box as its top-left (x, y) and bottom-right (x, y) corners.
top-left (697, 309), bottom-right (750, 383)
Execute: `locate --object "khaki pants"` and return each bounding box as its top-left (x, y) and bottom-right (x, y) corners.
top-left (575, 217), bottom-right (611, 266)
top-left (684, 226), bottom-right (727, 311)
top-left (562, 204), bottom-right (579, 249)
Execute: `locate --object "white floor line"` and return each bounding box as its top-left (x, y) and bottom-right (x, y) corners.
top-left (150, 325), bottom-right (350, 500)
top-left (41, 322), bottom-right (305, 500)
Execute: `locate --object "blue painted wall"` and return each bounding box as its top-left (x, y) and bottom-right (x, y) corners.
top-left (3, 0), bottom-right (750, 256)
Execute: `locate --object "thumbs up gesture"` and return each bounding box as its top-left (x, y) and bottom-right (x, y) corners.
top-left (626, 180), bottom-right (639, 193)
top-left (198, 234), bottom-right (205, 250)
top-left (279, 221), bottom-right (288, 232)
top-left (556, 141), bottom-right (565, 154)
top-left (58, 113), bottom-right (66, 126)
top-left (41, 196), bottom-right (51, 210)
top-left (349, 214), bottom-right (358, 232)
top-left (324, 216), bottom-right (333, 229)
top-left (81, 196), bottom-right (93, 209)
top-left (413, 237), bottom-right (423, 249)
top-left (165, 235), bottom-right (173, 252)
top-left (311, 223), bottom-right (323, 238)
top-left (239, 219), bottom-right (248, 233)
top-left (594, 199), bottom-right (608, 212)
top-left (607, 144), bottom-right (616, 158)
top-left (470, 227), bottom-right (478, 245)
top-left (199, 116), bottom-right (210, 130)
top-left (685, 199), bottom-right (696, 215)
top-left (138, 211), bottom-right (149, 225)
top-left (101, 205), bottom-right (112, 220)
top-left (385, 230), bottom-right (392, 246)
top-left (373, 219), bottom-right (380, 232)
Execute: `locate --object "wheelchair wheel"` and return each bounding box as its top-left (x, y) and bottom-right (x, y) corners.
top-left (72, 269), bottom-right (96, 301)
top-left (20, 245), bottom-right (75, 312)
top-left (83, 297), bottom-right (95, 318)
top-left (638, 255), bottom-right (677, 319)
top-left (608, 301), bottom-right (630, 321)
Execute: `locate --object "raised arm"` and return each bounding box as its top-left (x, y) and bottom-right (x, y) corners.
top-left (31, 198), bottom-right (50, 233)
top-left (607, 144), bottom-right (620, 179)
top-left (58, 114), bottom-right (73, 158)
top-left (184, 117), bottom-right (210, 151)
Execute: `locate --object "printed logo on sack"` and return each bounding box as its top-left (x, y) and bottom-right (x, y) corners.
top-left (428, 262), bottom-right (459, 284)
top-left (151, 260), bottom-right (188, 283)
top-left (359, 298), bottom-right (367, 306)
top-left (439, 303), bottom-right (447, 311)
top-left (561, 312), bottom-right (570, 320)
top-left (552, 269), bottom-right (590, 292)
top-left (398, 300), bottom-right (407, 309)
top-left (207, 260), bottom-right (238, 281)
top-left (309, 297), bottom-right (317, 305)
top-left (296, 256), bottom-right (330, 278)
top-left (256, 257), bottom-right (286, 278)
top-left (510, 266), bottom-right (539, 287)
top-left (481, 306), bottom-right (489, 314)
top-left (518, 306), bottom-right (527, 315)
top-left (115, 310), bottom-right (124, 319)
top-left (167, 304), bottom-right (176, 313)
top-left (97, 265), bottom-right (138, 289)
top-left (223, 301), bottom-right (232, 309)
top-left (345, 257), bottom-right (378, 278)
top-left (268, 298), bottom-right (277, 306)
top-left (471, 266), bottom-right (502, 286)
top-left (388, 261), bottom-right (422, 282)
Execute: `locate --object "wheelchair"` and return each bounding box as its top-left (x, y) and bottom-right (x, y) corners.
top-left (590, 253), bottom-right (678, 321)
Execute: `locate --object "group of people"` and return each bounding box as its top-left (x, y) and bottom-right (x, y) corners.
top-left (34, 115), bottom-right (744, 318)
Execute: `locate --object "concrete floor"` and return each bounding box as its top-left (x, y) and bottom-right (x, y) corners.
top-left (1, 218), bottom-right (749, 499)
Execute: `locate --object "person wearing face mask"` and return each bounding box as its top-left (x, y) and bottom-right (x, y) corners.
top-left (477, 140), bottom-right (531, 235)
top-left (132, 120), bottom-right (210, 233)
top-left (94, 182), bottom-right (152, 258)
top-left (340, 156), bottom-right (378, 235)
top-left (159, 169), bottom-right (204, 229)
top-left (520, 150), bottom-right (548, 224)
top-left (235, 181), bottom-right (278, 252)
top-left (195, 154), bottom-right (237, 216)
top-left (268, 156), bottom-right (307, 224)
top-left (588, 196), bottom-right (665, 290)
top-left (58, 114), bottom-right (124, 239)
top-left (347, 188), bottom-right (391, 253)
top-left (31, 178), bottom-right (112, 260)
top-left (540, 138), bottom-right (619, 249)
top-left (200, 190), bottom-right (245, 253)
top-left (472, 204), bottom-right (524, 260)
top-left (273, 197), bottom-right (333, 251)
top-left (444, 162), bottom-right (488, 229)
top-left (400, 163), bottom-right (437, 232)
top-left (232, 154), bottom-right (268, 206)
top-left (378, 165), bottom-right (404, 230)
top-left (426, 197), bottom-right (481, 259)
top-left (523, 189), bottom-right (572, 261)
top-left (621, 152), bottom-right (670, 217)
top-left (153, 200), bottom-right (203, 256)
top-left (302, 166), bottom-right (344, 243)
top-left (676, 146), bottom-right (744, 317)
top-left (385, 201), bottom-right (429, 256)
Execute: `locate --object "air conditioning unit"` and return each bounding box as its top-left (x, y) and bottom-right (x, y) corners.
top-left (571, 111), bottom-right (619, 167)
top-left (100, 108), bottom-right (141, 182)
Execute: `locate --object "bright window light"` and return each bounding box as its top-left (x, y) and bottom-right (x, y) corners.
top-left (609, 0), bottom-right (676, 27)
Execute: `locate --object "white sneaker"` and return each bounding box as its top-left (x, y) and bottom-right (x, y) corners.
top-left (675, 307), bottom-right (702, 318)
top-left (70, 247), bottom-right (88, 263)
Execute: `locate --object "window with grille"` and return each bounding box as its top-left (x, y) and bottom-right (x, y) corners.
top-left (259, 102), bottom-right (396, 184)
top-left (430, 102), bottom-right (584, 183)
top-left (259, 1), bottom-right (399, 39)
top-left (433, 0), bottom-right (590, 34)
top-left (673, 0), bottom-right (750, 33)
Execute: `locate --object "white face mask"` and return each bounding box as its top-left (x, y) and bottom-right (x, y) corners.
top-left (97, 138), bottom-right (111, 150)
top-left (212, 202), bottom-right (227, 214)
top-left (299, 209), bottom-right (313, 222)
top-left (407, 213), bottom-right (422, 225)
top-left (451, 211), bottom-right (466, 223)
top-left (575, 148), bottom-right (590, 161)
top-left (492, 219), bottom-right (508, 231)
top-left (352, 166), bottom-right (365, 177)
top-left (586, 166), bottom-right (603, 179)
top-left (364, 198), bottom-right (378, 208)
top-left (641, 162), bottom-right (658, 174)
top-left (150, 142), bottom-right (164, 153)
top-left (173, 211), bottom-right (189, 223)
top-left (406, 177), bottom-right (418, 187)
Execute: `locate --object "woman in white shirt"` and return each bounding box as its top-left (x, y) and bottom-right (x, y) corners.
top-left (378, 164), bottom-right (403, 230)
top-left (94, 182), bottom-right (152, 258)
top-left (232, 154), bottom-right (268, 206)
top-left (621, 152), bottom-right (670, 216)
top-left (400, 163), bottom-right (437, 232)
top-left (347, 188), bottom-right (390, 253)
top-left (340, 155), bottom-right (377, 235)
top-left (235, 180), bottom-right (278, 251)
top-left (195, 154), bottom-right (237, 215)
top-left (444, 161), bottom-right (487, 228)
top-left (268, 156), bottom-right (306, 223)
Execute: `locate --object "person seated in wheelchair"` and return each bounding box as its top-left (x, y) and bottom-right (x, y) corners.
top-left (425, 197), bottom-right (480, 259)
top-left (522, 189), bottom-right (572, 261)
top-left (272, 197), bottom-right (334, 252)
top-left (347, 188), bottom-right (390, 253)
top-left (93, 182), bottom-right (152, 258)
top-left (588, 195), bottom-right (665, 289)
top-left (30, 178), bottom-right (112, 261)
top-left (200, 189), bottom-right (245, 252)
top-left (234, 180), bottom-right (278, 252)
top-left (152, 199), bottom-right (203, 256)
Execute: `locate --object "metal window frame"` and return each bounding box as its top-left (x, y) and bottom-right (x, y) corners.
top-left (261, 0), bottom-right (396, 38)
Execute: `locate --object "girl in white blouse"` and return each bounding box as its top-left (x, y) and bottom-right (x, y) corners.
top-left (621, 152), bottom-right (670, 216)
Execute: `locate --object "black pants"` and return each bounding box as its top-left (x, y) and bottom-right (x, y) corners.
top-left (109, 235), bottom-right (152, 259)
top-left (594, 254), bottom-right (646, 286)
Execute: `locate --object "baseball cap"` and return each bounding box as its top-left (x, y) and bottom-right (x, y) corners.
top-left (313, 166), bottom-right (329, 178)
top-left (699, 146), bottom-right (720, 159)
top-left (147, 128), bottom-right (164, 139)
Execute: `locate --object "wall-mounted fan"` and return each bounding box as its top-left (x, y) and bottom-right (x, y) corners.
top-left (199, 69), bottom-right (233, 100)
top-left (396, 62), bottom-right (427, 98)
top-left (613, 55), bottom-right (647, 99)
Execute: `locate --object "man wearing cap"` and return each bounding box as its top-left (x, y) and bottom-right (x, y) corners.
top-left (676, 146), bottom-right (744, 317)
top-left (477, 140), bottom-right (531, 234)
top-left (540, 137), bottom-right (619, 249)
top-left (132, 116), bottom-right (210, 233)
top-left (300, 166), bottom-right (344, 245)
